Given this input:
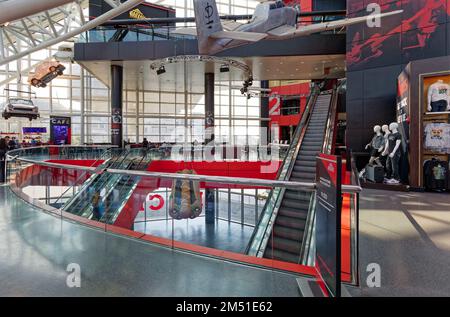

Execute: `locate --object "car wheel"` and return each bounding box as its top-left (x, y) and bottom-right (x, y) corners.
top-left (57, 70), bottom-right (63, 76)
top-left (41, 83), bottom-right (47, 88)
top-left (31, 78), bottom-right (39, 86)
top-left (49, 66), bottom-right (57, 72)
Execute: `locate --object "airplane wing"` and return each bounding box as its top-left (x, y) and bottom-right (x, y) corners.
top-left (267, 25), bottom-right (297, 37)
top-left (272, 10), bottom-right (403, 38)
top-left (173, 28), bottom-right (197, 36)
top-left (221, 20), bottom-right (244, 31)
top-left (209, 30), bottom-right (267, 42)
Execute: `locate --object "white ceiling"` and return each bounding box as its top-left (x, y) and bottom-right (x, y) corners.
top-left (79, 54), bottom-right (346, 91)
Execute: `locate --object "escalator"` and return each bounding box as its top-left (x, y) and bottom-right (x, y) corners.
top-left (265, 93), bottom-right (332, 263)
top-left (99, 152), bottom-right (153, 224)
top-left (61, 148), bottom-right (151, 221)
top-left (247, 86), bottom-right (338, 264)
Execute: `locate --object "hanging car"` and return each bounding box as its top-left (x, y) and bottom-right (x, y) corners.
top-left (2, 97), bottom-right (40, 121)
top-left (169, 170), bottom-right (202, 220)
top-left (28, 60), bottom-right (65, 88)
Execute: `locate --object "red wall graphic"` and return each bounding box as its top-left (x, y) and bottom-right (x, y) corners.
top-left (347, 0), bottom-right (448, 69)
top-left (345, 0), bottom-right (450, 152)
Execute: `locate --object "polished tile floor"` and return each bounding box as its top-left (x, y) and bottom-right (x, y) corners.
top-left (0, 185), bottom-right (302, 297)
top-left (3, 183), bottom-right (449, 296)
top-left (349, 189), bottom-right (450, 297)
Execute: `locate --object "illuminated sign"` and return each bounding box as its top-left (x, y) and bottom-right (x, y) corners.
top-left (129, 8), bottom-right (146, 19)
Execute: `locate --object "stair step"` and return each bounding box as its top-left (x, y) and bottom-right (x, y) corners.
top-left (275, 216), bottom-right (306, 230)
top-left (272, 225), bottom-right (304, 241)
top-left (264, 247), bottom-right (299, 263)
top-left (271, 237), bottom-right (302, 254)
top-left (291, 171), bottom-right (315, 179)
top-left (293, 165), bottom-right (316, 173)
top-left (302, 140), bottom-right (322, 145)
top-left (281, 199), bottom-right (310, 211)
top-left (284, 190), bottom-right (311, 201)
top-left (298, 150), bottom-right (318, 156)
top-left (301, 145), bottom-right (321, 152)
top-left (278, 207), bottom-right (309, 220)
top-left (291, 175), bottom-right (315, 182)
top-left (296, 157), bottom-right (315, 164)
top-left (294, 160), bottom-right (316, 167)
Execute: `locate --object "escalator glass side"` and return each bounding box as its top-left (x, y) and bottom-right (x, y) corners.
top-left (61, 149), bottom-right (131, 215)
top-left (100, 150), bottom-right (152, 224)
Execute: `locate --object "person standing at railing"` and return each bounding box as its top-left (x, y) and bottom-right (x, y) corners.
top-left (0, 137), bottom-right (9, 183)
top-left (91, 192), bottom-right (102, 221)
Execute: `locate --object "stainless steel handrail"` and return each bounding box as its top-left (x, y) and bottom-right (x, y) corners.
top-left (7, 144), bottom-right (117, 157)
top-left (8, 155), bottom-right (361, 193)
top-left (11, 157), bottom-right (99, 173)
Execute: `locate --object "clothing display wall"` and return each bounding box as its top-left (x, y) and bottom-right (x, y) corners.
top-left (396, 57), bottom-right (450, 189)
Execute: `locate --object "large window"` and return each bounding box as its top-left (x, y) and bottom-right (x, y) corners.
top-left (0, 1), bottom-right (263, 147)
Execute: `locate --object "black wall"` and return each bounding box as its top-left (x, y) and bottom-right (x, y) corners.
top-left (89, 0), bottom-right (175, 20)
top-left (313, 0), bottom-right (346, 10)
top-left (346, 0), bottom-right (450, 151)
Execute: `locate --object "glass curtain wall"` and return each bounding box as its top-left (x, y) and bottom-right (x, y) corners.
top-left (0, 0), bottom-right (263, 147)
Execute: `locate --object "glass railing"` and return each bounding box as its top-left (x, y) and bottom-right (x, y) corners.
top-left (6, 145), bottom-right (114, 162)
top-left (78, 14), bottom-right (347, 44)
top-left (80, 25), bottom-right (196, 43)
top-left (60, 148), bottom-right (147, 220)
top-left (5, 146), bottom-right (116, 212)
top-left (6, 144), bottom-right (361, 277)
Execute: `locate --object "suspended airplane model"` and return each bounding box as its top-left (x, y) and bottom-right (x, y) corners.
top-left (174, 0), bottom-right (403, 55)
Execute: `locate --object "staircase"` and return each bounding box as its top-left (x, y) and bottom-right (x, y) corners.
top-left (264, 93), bottom-right (333, 263)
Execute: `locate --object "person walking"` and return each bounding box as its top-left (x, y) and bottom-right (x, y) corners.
top-left (0, 137), bottom-right (8, 183)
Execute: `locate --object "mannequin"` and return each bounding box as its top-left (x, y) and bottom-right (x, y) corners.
top-left (365, 125), bottom-right (385, 165)
top-left (382, 122), bottom-right (402, 184)
top-left (378, 125), bottom-right (390, 166)
top-left (427, 79), bottom-right (450, 112)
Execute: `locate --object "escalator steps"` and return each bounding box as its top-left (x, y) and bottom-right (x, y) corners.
top-left (265, 94), bottom-right (332, 264)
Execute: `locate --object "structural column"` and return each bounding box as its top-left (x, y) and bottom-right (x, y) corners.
top-left (111, 65), bottom-right (123, 147)
top-left (204, 72), bottom-right (215, 144)
top-left (204, 72), bottom-right (215, 224)
top-left (260, 80), bottom-right (270, 144)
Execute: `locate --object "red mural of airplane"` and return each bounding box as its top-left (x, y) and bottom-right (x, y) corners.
top-left (347, 0), bottom-right (448, 67)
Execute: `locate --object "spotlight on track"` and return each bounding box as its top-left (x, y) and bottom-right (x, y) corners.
top-left (157, 66), bottom-right (166, 75)
top-left (220, 64), bottom-right (230, 73)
